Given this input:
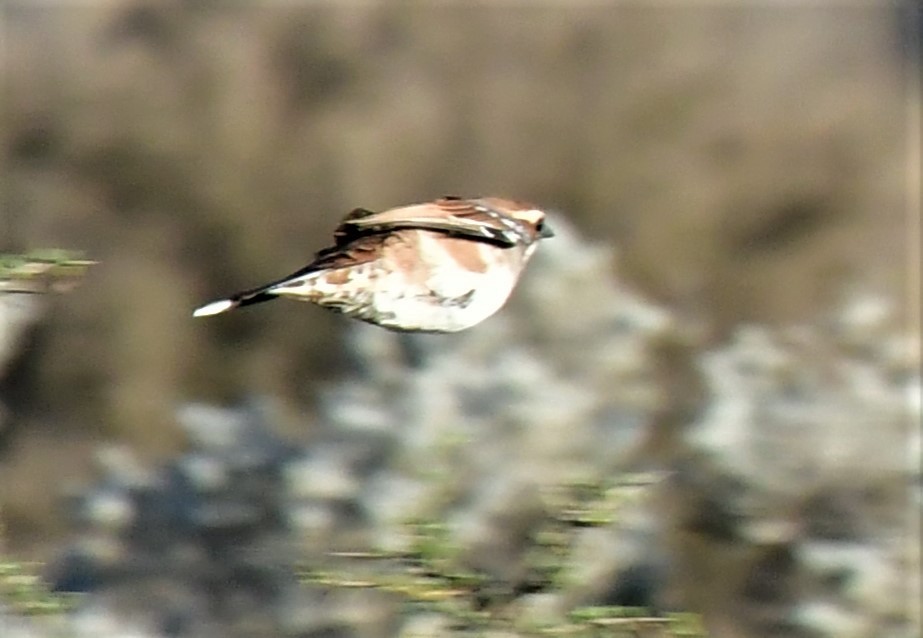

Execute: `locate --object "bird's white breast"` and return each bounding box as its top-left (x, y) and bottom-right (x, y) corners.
top-left (370, 232), bottom-right (520, 332)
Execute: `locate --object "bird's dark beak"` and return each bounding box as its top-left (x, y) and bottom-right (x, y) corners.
top-left (539, 224), bottom-right (555, 239)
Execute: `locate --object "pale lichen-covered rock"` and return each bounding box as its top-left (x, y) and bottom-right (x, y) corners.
top-left (672, 294), bottom-right (920, 637)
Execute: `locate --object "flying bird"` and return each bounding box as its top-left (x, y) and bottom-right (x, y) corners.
top-left (193, 196), bottom-right (554, 332)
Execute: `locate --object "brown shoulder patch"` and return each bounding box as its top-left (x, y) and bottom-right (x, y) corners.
top-left (442, 236), bottom-right (489, 273)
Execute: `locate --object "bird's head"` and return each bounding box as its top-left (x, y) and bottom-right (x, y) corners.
top-left (507, 206), bottom-right (555, 242)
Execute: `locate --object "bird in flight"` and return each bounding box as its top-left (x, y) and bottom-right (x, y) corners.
top-left (193, 196), bottom-right (554, 332)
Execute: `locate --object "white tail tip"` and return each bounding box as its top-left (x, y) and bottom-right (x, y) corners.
top-left (193, 299), bottom-right (235, 317)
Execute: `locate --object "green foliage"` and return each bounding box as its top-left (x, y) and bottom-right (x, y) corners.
top-left (0, 251), bottom-right (95, 294)
top-left (0, 515), bottom-right (74, 617)
top-left (0, 558), bottom-right (73, 617)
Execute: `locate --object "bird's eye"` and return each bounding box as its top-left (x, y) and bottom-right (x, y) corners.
top-left (534, 218), bottom-right (554, 238)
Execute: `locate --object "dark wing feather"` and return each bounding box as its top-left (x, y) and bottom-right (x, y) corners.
top-left (308, 232), bottom-right (388, 270)
top-left (333, 208), bottom-right (378, 246)
top-left (336, 198), bottom-right (521, 248)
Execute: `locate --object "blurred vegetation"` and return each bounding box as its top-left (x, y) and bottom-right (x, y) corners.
top-left (0, 250), bottom-right (95, 294)
top-left (0, 514), bottom-right (73, 617)
top-left (0, 556), bottom-right (72, 617)
top-left (301, 474), bottom-right (707, 637)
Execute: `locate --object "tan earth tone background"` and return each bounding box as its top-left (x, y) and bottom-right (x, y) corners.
top-left (0, 0), bottom-right (916, 580)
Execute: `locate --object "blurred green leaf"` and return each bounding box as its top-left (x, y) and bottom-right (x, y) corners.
top-left (0, 251), bottom-right (95, 294)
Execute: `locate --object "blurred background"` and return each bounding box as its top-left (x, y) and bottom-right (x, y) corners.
top-left (1, 2), bottom-right (919, 637)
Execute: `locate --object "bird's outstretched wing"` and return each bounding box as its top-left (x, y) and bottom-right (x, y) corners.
top-left (333, 197), bottom-right (527, 248)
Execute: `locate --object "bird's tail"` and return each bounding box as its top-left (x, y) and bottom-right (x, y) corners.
top-left (193, 262), bottom-right (324, 317)
top-left (192, 287), bottom-right (278, 317)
